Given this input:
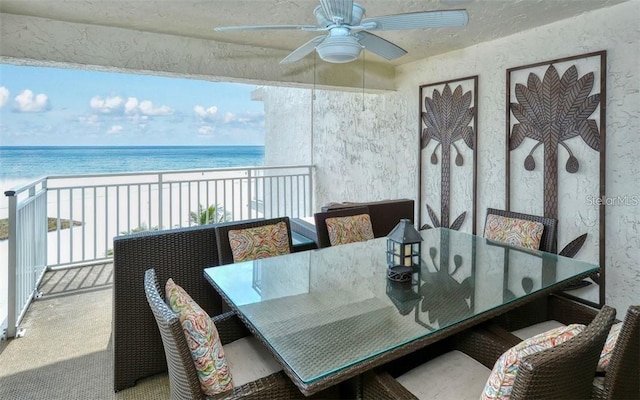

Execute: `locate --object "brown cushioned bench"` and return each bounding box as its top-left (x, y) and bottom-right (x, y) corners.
top-left (112, 224), bottom-right (223, 391)
top-left (321, 198), bottom-right (415, 238)
top-left (290, 199), bottom-right (415, 248)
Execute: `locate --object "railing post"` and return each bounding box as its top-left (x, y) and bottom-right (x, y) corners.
top-left (28, 185), bottom-right (37, 293)
top-left (43, 180), bottom-right (48, 269)
top-left (158, 172), bottom-right (164, 230)
top-left (308, 166), bottom-right (314, 217)
top-left (5, 190), bottom-right (17, 339)
top-left (247, 168), bottom-right (253, 219)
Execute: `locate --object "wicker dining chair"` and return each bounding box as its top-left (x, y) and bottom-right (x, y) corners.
top-left (485, 208), bottom-right (558, 253)
top-left (364, 305), bottom-right (616, 400)
top-left (593, 305), bottom-right (640, 400)
top-left (485, 208), bottom-right (599, 296)
top-left (504, 298), bottom-right (640, 400)
top-left (313, 206), bottom-right (371, 248)
top-left (143, 268), bottom-right (309, 400)
top-left (214, 217), bottom-right (294, 265)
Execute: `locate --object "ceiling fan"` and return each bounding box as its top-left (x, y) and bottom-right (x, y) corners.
top-left (214, 0), bottom-right (469, 64)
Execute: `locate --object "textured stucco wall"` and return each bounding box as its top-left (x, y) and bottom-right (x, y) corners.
top-left (395, 1), bottom-right (639, 314)
top-left (264, 1), bottom-right (639, 315)
top-left (310, 90), bottom-right (417, 209)
top-left (259, 86), bottom-right (415, 212)
top-left (259, 87), bottom-right (313, 166)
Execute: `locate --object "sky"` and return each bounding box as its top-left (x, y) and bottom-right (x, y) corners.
top-left (0, 64), bottom-right (265, 146)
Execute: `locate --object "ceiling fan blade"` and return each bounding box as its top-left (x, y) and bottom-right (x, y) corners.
top-left (215, 24), bottom-right (322, 32)
top-left (361, 9), bottom-right (469, 31)
top-left (280, 35), bottom-right (327, 64)
top-left (356, 31), bottom-right (407, 61)
top-left (319, 0), bottom-right (354, 23)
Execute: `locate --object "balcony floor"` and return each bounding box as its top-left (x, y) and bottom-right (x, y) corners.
top-left (0, 263), bottom-right (170, 399)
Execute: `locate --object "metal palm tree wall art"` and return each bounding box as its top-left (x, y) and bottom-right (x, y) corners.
top-left (506, 51), bottom-right (606, 306)
top-left (419, 76), bottom-right (478, 233)
top-left (510, 64), bottom-right (600, 224)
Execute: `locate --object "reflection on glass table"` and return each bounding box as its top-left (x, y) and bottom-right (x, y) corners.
top-left (204, 228), bottom-right (599, 396)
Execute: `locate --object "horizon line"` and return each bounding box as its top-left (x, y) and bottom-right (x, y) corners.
top-left (0, 144), bottom-right (265, 148)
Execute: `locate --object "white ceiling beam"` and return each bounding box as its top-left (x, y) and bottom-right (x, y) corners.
top-left (0, 13), bottom-right (397, 92)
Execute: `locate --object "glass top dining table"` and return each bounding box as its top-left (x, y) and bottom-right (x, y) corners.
top-left (203, 227), bottom-right (599, 396)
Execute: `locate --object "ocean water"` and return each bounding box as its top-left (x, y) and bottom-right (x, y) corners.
top-left (0, 145), bottom-right (264, 218)
top-left (0, 145), bottom-right (264, 188)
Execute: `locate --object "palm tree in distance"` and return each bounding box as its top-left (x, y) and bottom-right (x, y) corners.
top-left (190, 204), bottom-right (229, 225)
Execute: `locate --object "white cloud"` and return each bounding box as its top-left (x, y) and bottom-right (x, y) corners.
top-left (223, 110), bottom-right (264, 124)
top-left (107, 125), bottom-right (124, 134)
top-left (91, 95), bottom-right (172, 116)
top-left (78, 114), bottom-right (101, 126)
top-left (124, 97), bottom-right (139, 114)
top-left (128, 114), bottom-right (149, 124)
top-left (198, 125), bottom-right (215, 136)
top-left (90, 95), bottom-right (125, 114)
top-left (194, 105), bottom-right (218, 121)
top-left (223, 112), bottom-right (236, 123)
top-left (13, 89), bottom-right (50, 112)
top-left (139, 100), bottom-right (173, 116)
top-left (105, 96), bottom-right (124, 110)
top-left (0, 86), bottom-right (9, 108)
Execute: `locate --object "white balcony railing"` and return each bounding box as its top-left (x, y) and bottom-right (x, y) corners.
top-left (2, 165), bottom-right (314, 339)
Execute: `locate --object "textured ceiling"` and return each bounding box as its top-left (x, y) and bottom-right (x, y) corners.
top-left (0, 0), bottom-right (626, 66)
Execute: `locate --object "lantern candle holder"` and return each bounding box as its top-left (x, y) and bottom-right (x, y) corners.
top-left (386, 219), bottom-right (422, 282)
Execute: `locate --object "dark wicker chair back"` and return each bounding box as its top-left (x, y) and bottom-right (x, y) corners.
top-left (320, 199), bottom-right (414, 238)
top-left (496, 296), bottom-right (638, 398)
top-left (144, 268), bottom-right (205, 400)
top-left (510, 305), bottom-right (616, 400)
top-left (215, 217), bottom-right (293, 265)
top-left (485, 208), bottom-right (558, 253)
top-left (313, 206), bottom-right (370, 248)
top-left (113, 224), bottom-right (221, 391)
top-left (599, 305), bottom-right (640, 400)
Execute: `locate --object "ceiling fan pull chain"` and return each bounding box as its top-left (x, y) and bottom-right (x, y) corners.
top-left (313, 52), bottom-right (317, 101)
top-left (361, 51), bottom-right (365, 111)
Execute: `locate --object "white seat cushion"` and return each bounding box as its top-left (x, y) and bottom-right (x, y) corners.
top-left (511, 320), bottom-right (566, 340)
top-left (223, 336), bottom-right (283, 387)
top-left (396, 350), bottom-right (491, 400)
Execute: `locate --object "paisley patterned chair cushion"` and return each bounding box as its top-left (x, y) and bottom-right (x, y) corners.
top-left (481, 324), bottom-right (585, 400)
top-left (484, 214), bottom-right (545, 250)
top-left (228, 221), bottom-right (290, 263)
top-left (597, 322), bottom-right (623, 372)
top-left (166, 278), bottom-right (234, 396)
top-left (326, 214), bottom-right (375, 246)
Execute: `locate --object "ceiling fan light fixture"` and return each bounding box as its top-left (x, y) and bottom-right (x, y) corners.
top-left (216, 1), bottom-right (470, 64)
top-left (316, 35), bottom-right (363, 63)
